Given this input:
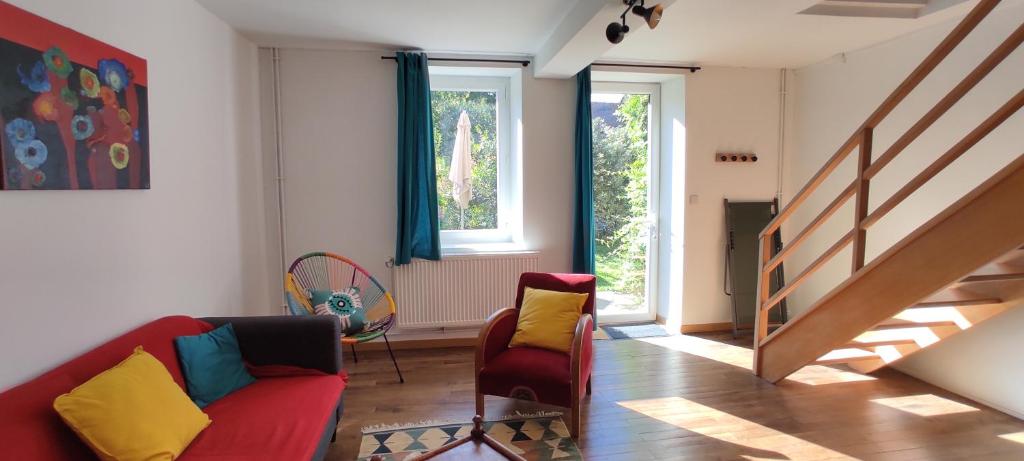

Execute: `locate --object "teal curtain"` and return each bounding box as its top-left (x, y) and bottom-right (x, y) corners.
top-left (395, 52), bottom-right (440, 265)
top-left (571, 66), bottom-right (595, 275)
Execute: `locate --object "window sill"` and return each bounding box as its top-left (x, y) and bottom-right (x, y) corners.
top-left (440, 242), bottom-right (534, 257)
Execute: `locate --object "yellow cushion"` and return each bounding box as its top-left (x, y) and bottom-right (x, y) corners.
top-left (53, 347), bottom-right (212, 461)
top-left (285, 273), bottom-right (314, 314)
top-left (508, 287), bottom-right (588, 353)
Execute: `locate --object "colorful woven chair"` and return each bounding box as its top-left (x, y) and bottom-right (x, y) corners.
top-left (285, 252), bottom-right (404, 383)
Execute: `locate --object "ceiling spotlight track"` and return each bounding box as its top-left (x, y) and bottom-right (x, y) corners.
top-left (606, 0), bottom-right (664, 44)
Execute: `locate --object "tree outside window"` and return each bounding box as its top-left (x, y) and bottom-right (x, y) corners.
top-left (593, 94), bottom-right (651, 300)
top-left (431, 90), bottom-right (498, 231)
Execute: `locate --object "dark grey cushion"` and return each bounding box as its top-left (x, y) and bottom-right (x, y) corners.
top-left (199, 315), bottom-right (342, 375)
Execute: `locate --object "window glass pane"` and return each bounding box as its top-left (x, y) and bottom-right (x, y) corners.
top-left (591, 92), bottom-right (652, 316)
top-left (431, 90), bottom-right (499, 231)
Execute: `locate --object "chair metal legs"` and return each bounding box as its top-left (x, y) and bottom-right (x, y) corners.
top-left (383, 333), bottom-right (405, 383)
top-left (348, 336), bottom-right (404, 383)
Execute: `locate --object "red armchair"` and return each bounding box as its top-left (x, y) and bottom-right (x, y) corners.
top-left (475, 272), bottom-right (596, 438)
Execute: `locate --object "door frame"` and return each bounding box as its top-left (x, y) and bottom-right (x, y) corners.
top-left (591, 82), bottom-right (661, 324)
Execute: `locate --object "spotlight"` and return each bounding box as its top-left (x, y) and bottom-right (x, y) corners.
top-left (605, 1), bottom-right (665, 44)
top-left (605, 21), bottom-right (628, 44)
top-left (632, 3), bottom-right (664, 29)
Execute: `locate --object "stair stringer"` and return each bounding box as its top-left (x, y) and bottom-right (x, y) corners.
top-left (756, 156), bottom-right (1024, 383)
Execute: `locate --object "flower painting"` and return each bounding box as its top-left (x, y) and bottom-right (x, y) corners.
top-left (0, 1), bottom-right (149, 190)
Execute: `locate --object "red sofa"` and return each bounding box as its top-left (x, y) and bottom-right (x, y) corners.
top-left (0, 315), bottom-right (346, 461)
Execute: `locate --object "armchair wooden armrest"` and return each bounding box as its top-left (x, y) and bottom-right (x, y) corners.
top-left (475, 308), bottom-right (519, 417)
top-left (568, 313), bottom-right (594, 438)
top-left (476, 308), bottom-right (519, 372)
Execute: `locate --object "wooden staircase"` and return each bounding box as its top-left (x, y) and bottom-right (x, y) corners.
top-left (819, 255), bottom-right (1024, 374)
top-left (752, 0), bottom-right (1024, 383)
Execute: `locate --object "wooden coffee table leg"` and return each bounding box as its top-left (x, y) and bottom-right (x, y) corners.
top-left (384, 415), bottom-right (527, 460)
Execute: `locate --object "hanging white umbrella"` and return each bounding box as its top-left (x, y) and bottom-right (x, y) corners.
top-left (448, 110), bottom-right (474, 229)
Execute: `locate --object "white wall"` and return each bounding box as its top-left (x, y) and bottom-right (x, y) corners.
top-left (265, 56), bottom-right (783, 330)
top-left (263, 49), bottom-right (577, 310)
top-left (0, 0), bottom-right (266, 390)
top-left (681, 67), bottom-right (783, 326)
top-left (785, 4), bottom-right (1024, 417)
top-left (269, 49), bottom-right (398, 296)
top-left (657, 76), bottom-right (686, 331)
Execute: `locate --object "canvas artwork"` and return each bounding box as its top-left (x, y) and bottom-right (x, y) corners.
top-left (0, 1), bottom-right (149, 190)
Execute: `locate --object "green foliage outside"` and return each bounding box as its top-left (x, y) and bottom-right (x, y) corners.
top-left (431, 90), bottom-right (498, 230)
top-left (429, 90), bottom-right (650, 300)
top-left (593, 94), bottom-right (650, 299)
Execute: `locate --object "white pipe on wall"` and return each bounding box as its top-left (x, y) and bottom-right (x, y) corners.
top-left (272, 48), bottom-right (289, 313)
top-left (776, 68), bottom-right (788, 203)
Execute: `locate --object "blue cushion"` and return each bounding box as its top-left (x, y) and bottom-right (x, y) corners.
top-left (174, 324), bottom-right (256, 408)
top-left (311, 289), bottom-right (367, 336)
top-left (309, 289), bottom-right (334, 308)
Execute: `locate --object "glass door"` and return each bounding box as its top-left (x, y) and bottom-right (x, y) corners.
top-left (591, 82), bottom-right (659, 324)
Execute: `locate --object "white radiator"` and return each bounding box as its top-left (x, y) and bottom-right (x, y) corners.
top-left (392, 252), bottom-right (540, 329)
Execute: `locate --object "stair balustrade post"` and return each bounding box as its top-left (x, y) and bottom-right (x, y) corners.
top-left (852, 128), bottom-right (873, 272)
top-left (753, 234), bottom-right (773, 376)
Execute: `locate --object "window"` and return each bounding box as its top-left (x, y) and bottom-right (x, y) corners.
top-left (429, 68), bottom-right (522, 251)
top-left (591, 82), bottom-right (660, 323)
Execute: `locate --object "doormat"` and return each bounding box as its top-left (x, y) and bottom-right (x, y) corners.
top-left (358, 414), bottom-right (581, 460)
top-left (601, 323), bottom-right (670, 340)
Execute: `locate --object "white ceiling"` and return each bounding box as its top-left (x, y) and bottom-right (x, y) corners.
top-left (601, 0), bottom-right (1016, 68)
top-left (196, 0), bottom-right (580, 55)
top-left (197, 0), bottom-right (1022, 69)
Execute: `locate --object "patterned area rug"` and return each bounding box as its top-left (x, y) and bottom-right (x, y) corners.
top-left (358, 415), bottom-right (581, 460)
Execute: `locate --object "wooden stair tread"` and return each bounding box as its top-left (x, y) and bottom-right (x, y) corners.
top-left (873, 318), bottom-right (959, 330)
top-left (849, 328), bottom-right (926, 347)
top-left (914, 288), bottom-right (1002, 307)
top-left (960, 263), bottom-right (1024, 283)
top-left (814, 348), bottom-right (879, 365)
top-left (846, 338), bottom-right (918, 348)
top-left (993, 244), bottom-right (1024, 264)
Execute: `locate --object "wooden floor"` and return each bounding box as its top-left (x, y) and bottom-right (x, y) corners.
top-left (326, 333), bottom-right (1024, 460)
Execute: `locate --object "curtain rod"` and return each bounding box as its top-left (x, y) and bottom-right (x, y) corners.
top-left (381, 56), bottom-right (530, 67)
top-left (593, 62), bottom-right (701, 73)
top-left (380, 56), bottom-right (698, 72)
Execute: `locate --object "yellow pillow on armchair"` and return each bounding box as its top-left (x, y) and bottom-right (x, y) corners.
top-left (53, 346), bottom-right (211, 461)
top-left (508, 287), bottom-right (588, 353)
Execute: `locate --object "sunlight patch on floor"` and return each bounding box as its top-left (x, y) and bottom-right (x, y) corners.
top-left (639, 335), bottom-right (876, 385)
top-left (999, 431), bottom-right (1024, 444)
top-left (871, 394), bottom-right (980, 417)
top-left (638, 335), bottom-right (752, 368)
top-left (617, 397), bottom-right (857, 460)
top-left (786, 364), bottom-right (876, 385)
